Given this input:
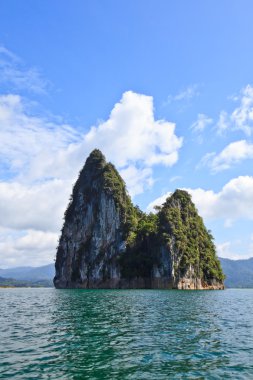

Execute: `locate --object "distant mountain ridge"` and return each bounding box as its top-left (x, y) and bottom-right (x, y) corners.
top-left (0, 264), bottom-right (54, 286)
top-left (219, 257), bottom-right (253, 288)
top-left (1, 258), bottom-right (252, 289)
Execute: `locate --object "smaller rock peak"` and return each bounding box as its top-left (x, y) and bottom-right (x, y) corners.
top-left (162, 189), bottom-right (193, 210)
top-left (171, 189), bottom-right (192, 201)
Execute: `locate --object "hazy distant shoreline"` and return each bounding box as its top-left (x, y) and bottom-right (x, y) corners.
top-left (1, 256), bottom-right (253, 289)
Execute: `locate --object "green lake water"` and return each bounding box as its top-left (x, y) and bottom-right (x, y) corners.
top-left (0, 288), bottom-right (253, 379)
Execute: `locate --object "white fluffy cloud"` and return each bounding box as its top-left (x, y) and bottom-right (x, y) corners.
top-left (191, 113), bottom-right (213, 133)
top-left (0, 46), bottom-right (48, 94)
top-left (147, 192), bottom-right (172, 213)
top-left (0, 180), bottom-right (69, 232)
top-left (0, 228), bottom-right (58, 267)
top-left (200, 140), bottom-right (253, 172)
top-left (0, 94), bottom-right (81, 181)
top-left (0, 91), bottom-right (182, 266)
top-left (216, 111), bottom-right (230, 135)
top-left (165, 84), bottom-right (200, 104)
top-left (147, 176), bottom-right (253, 224)
top-left (216, 242), bottom-right (237, 260)
top-left (216, 241), bottom-right (251, 260)
top-left (119, 166), bottom-right (153, 197)
top-left (216, 242), bottom-right (233, 259)
top-left (0, 91), bottom-right (182, 188)
top-left (147, 177), bottom-right (253, 259)
top-left (84, 91), bottom-right (183, 167)
top-left (174, 85), bottom-right (199, 101)
top-left (231, 85), bottom-right (253, 135)
top-left (201, 85), bottom-right (253, 174)
top-left (216, 84), bottom-right (253, 136)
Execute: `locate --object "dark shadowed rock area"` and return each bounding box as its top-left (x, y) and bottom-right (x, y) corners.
top-left (54, 149), bottom-right (224, 289)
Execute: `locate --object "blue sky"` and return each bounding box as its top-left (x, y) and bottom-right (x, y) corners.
top-left (0, 0), bottom-right (253, 267)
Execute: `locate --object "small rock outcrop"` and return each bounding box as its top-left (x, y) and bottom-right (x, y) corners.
top-left (54, 150), bottom-right (224, 289)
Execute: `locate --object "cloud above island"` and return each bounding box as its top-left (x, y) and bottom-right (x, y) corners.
top-left (147, 175), bottom-right (253, 225)
top-left (0, 91), bottom-right (183, 266)
top-left (215, 84), bottom-right (253, 136)
top-left (0, 46), bottom-right (49, 94)
top-left (1, 48), bottom-right (253, 267)
top-left (200, 140), bottom-right (253, 173)
top-left (191, 113), bottom-right (213, 133)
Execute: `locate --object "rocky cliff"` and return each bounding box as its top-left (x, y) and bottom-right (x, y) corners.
top-left (54, 149), bottom-right (224, 289)
top-left (156, 190), bottom-right (224, 289)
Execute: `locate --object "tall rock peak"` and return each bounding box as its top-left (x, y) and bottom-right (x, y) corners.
top-left (54, 149), bottom-right (133, 288)
top-left (85, 149), bottom-right (106, 167)
top-left (54, 151), bottom-right (224, 289)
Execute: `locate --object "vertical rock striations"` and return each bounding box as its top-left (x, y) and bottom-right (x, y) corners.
top-left (54, 149), bottom-right (133, 288)
top-left (54, 150), bottom-right (224, 289)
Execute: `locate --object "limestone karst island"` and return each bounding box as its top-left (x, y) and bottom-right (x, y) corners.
top-left (54, 149), bottom-right (224, 290)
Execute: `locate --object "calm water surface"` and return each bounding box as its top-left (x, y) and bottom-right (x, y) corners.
top-left (0, 288), bottom-right (253, 379)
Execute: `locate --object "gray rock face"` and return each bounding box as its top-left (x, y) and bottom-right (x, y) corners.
top-left (54, 150), bottom-right (224, 290)
top-left (54, 150), bottom-right (126, 288)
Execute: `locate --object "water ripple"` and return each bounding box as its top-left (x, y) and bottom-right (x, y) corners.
top-left (0, 289), bottom-right (253, 379)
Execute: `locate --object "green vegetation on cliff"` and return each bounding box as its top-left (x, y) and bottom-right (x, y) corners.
top-left (103, 162), bottom-right (137, 237)
top-left (57, 149), bottom-right (224, 287)
top-left (119, 189), bottom-right (224, 283)
top-left (157, 190), bottom-right (224, 282)
top-left (120, 212), bottom-right (159, 278)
